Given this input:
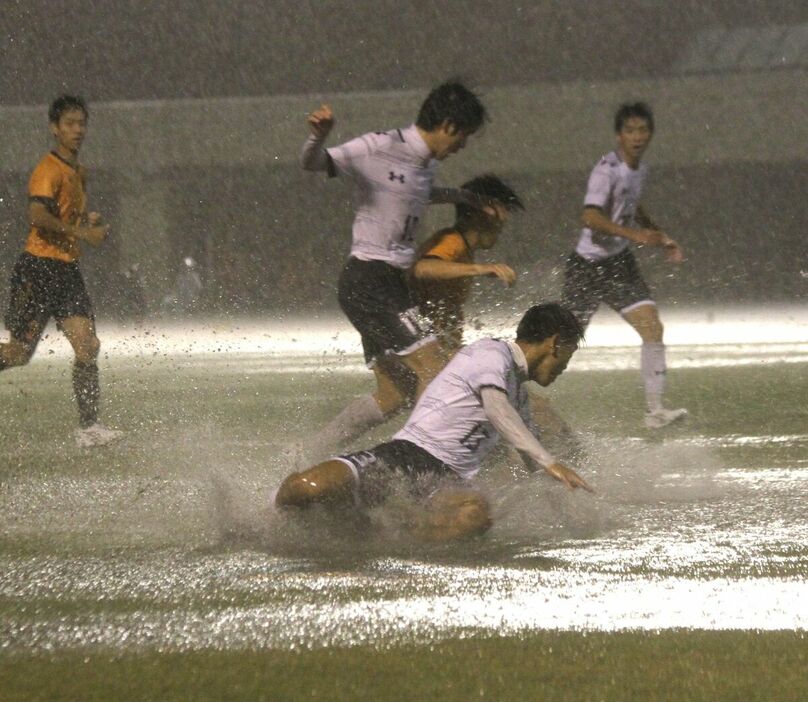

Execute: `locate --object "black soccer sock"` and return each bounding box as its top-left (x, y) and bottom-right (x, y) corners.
top-left (73, 360), bottom-right (100, 428)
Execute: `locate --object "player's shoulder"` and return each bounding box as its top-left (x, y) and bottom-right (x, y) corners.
top-left (420, 228), bottom-right (467, 259)
top-left (29, 152), bottom-right (66, 189)
top-left (32, 152), bottom-right (62, 175)
top-left (359, 128), bottom-right (401, 151)
top-left (595, 151), bottom-right (621, 170)
top-left (461, 337), bottom-right (510, 362)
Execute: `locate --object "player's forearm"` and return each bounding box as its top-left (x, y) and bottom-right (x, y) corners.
top-left (583, 207), bottom-right (649, 244)
top-left (482, 388), bottom-right (556, 470)
top-left (413, 258), bottom-right (485, 281)
top-left (300, 133), bottom-right (329, 171)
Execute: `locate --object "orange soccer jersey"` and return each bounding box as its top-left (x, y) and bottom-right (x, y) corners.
top-left (414, 228), bottom-right (474, 349)
top-left (24, 151), bottom-right (87, 262)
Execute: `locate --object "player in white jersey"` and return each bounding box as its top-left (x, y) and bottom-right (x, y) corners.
top-left (561, 102), bottom-right (688, 429)
top-left (275, 303), bottom-right (592, 543)
top-left (300, 82), bottom-right (499, 456)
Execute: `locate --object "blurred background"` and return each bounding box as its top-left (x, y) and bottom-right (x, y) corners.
top-left (1, 0), bottom-right (806, 318)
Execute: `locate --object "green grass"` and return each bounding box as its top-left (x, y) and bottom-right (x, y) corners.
top-left (2, 631), bottom-right (806, 702)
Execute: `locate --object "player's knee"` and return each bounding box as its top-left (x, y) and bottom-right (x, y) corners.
top-left (276, 462), bottom-right (354, 508)
top-left (276, 472), bottom-right (316, 507)
top-left (454, 494), bottom-right (492, 537)
top-left (74, 335), bottom-right (100, 363)
top-left (1, 342), bottom-right (35, 367)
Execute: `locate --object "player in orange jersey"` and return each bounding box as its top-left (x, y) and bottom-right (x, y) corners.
top-left (413, 173), bottom-right (522, 355)
top-left (0, 95), bottom-right (123, 448)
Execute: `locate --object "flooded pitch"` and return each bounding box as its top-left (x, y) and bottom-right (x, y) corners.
top-left (0, 306), bottom-right (806, 698)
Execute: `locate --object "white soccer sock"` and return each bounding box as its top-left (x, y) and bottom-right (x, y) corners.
top-left (641, 342), bottom-right (667, 412)
top-left (317, 394), bottom-right (385, 449)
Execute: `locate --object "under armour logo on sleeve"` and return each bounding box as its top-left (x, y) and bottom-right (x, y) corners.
top-left (388, 171), bottom-right (405, 183)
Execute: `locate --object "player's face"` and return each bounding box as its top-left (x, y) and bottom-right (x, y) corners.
top-left (51, 109), bottom-right (87, 155)
top-left (477, 211), bottom-right (508, 249)
top-left (617, 117), bottom-right (652, 166)
top-left (433, 122), bottom-right (474, 160)
top-left (530, 340), bottom-right (577, 387)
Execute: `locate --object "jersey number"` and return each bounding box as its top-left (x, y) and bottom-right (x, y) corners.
top-left (460, 423), bottom-right (489, 452)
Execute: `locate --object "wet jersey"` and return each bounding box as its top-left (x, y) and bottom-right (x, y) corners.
top-left (326, 124), bottom-right (438, 269)
top-left (394, 338), bottom-right (533, 479)
top-left (414, 228), bottom-right (473, 320)
top-left (25, 151), bottom-right (87, 262)
top-left (575, 150), bottom-right (648, 262)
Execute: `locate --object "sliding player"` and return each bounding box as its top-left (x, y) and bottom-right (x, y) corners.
top-left (275, 304), bottom-right (592, 543)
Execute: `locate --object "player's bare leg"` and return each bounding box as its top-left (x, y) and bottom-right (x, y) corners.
top-left (622, 303), bottom-right (687, 428)
top-left (307, 343), bottom-right (444, 459)
top-left (397, 339), bottom-right (446, 401)
top-left (0, 335), bottom-right (37, 370)
top-left (61, 315), bottom-right (123, 447)
top-left (411, 487), bottom-right (492, 543)
top-left (275, 460), bottom-right (356, 509)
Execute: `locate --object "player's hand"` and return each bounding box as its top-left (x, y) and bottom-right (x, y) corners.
top-left (482, 263), bottom-right (517, 287)
top-left (77, 224), bottom-right (110, 246)
top-left (662, 237), bottom-right (684, 263)
top-left (544, 462), bottom-right (594, 493)
top-left (307, 104), bottom-right (334, 138)
top-left (87, 211), bottom-right (103, 226)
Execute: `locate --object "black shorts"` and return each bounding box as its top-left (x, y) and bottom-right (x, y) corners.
top-left (4, 252), bottom-right (94, 345)
top-left (337, 257), bottom-right (434, 366)
top-left (336, 439), bottom-right (456, 507)
top-left (561, 250), bottom-right (653, 328)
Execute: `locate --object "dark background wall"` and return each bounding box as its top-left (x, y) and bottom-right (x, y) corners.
top-left (1, 1), bottom-right (806, 317)
top-left (2, 1), bottom-right (806, 104)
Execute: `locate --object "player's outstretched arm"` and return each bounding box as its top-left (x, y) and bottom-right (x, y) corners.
top-left (413, 258), bottom-right (516, 286)
top-left (583, 205), bottom-right (682, 261)
top-left (481, 387), bottom-right (593, 492)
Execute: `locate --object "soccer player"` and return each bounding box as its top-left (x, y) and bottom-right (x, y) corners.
top-left (0, 95), bottom-right (123, 448)
top-left (413, 173), bottom-right (522, 355)
top-left (275, 303), bottom-right (592, 543)
top-left (561, 102), bottom-right (687, 429)
top-left (300, 81), bottom-right (495, 453)
top-left (414, 174), bottom-right (582, 462)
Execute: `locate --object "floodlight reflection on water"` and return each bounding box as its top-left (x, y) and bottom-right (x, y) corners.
top-left (25, 304), bottom-right (808, 365)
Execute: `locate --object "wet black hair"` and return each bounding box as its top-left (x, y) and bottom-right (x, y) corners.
top-left (516, 303), bottom-right (585, 345)
top-left (48, 94), bottom-right (88, 124)
top-left (614, 101), bottom-right (654, 133)
top-left (455, 173), bottom-right (524, 224)
top-left (416, 81), bottom-right (488, 134)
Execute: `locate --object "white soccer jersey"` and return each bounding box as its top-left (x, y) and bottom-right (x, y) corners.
top-left (326, 124), bottom-right (438, 269)
top-left (394, 338), bottom-right (534, 480)
top-left (575, 150), bottom-right (649, 262)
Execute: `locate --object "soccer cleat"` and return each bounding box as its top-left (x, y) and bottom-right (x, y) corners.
top-left (643, 407), bottom-right (688, 429)
top-left (75, 422), bottom-right (125, 448)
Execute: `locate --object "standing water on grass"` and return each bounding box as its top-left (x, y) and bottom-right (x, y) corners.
top-left (1, 305), bottom-right (807, 653)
